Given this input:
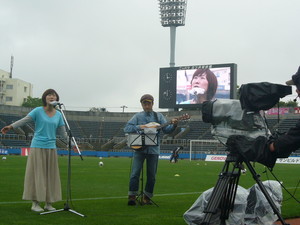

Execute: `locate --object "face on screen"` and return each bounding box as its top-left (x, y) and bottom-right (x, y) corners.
top-left (191, 73), bottom-right (209, 95)
top-left (176, 67), bottom-right (231, 106)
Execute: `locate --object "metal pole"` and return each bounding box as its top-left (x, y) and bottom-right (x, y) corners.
top-left (10, 56), bottom-right (14, 78)
top-left (169, 26), bottom-right (176, 68)
top-left (170, 26), bottom-right (178, 111)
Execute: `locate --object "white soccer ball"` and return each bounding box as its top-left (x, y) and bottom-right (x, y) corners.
top-left (2, 156), bottom-right (7, 160)
top-left (241, 169), bottom-right (247, 174)
top-left (99, 161), bottom-right (104, 166)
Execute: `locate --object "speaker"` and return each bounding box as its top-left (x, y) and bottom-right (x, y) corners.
top-left (159, 67), bottom-right (177, 108)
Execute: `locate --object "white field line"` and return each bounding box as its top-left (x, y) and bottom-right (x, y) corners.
top-left (1, 192), bottom-right (203, 205)
top-left (0, 187), bottom-right (298, 205)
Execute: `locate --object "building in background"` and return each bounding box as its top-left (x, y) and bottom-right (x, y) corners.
top-left (0, 69), bottom-right (33, 106)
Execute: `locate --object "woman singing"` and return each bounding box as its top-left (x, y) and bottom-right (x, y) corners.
top-left (1, 89), bottom-right (68, 212)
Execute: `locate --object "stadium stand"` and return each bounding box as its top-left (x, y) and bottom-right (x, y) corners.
top-left (1, 139), bottom-right (30, 147)
top-left (0, 105), bottom-right (300, 155)
top-left (277, 118), bottom-right (299, 133)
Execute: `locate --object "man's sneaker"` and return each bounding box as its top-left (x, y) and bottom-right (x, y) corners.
top-left (127, 195), bottom-right (136, 206)
top-left (44, 203), bottom-right (56, 211)
top-left (143, 195), bottom-right (152, 205)
top-left (31, 201), bottom-right (44, 212)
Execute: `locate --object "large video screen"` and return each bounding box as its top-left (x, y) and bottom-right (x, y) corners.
top-left (159, 63), bottom-right (237, 109)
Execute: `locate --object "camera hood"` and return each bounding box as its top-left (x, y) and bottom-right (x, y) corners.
top-left (239, 82), bottom-right (291, 111)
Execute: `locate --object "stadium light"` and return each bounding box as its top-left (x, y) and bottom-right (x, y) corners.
top-left (120, 105), bottom-right (128, 113)
top-left (158, 0), bottom-right (187, 67)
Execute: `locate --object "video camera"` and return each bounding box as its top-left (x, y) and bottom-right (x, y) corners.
top-left (202, 82), bottom-right (292, 168)
top-left (202, 99), bottom-right (270, 145)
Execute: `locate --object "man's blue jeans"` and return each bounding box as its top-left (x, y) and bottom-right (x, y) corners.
top-left (128, 151), bottom-right (159, 198)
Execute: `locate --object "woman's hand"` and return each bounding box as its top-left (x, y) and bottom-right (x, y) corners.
top-left (1, 125), bottom-right (13, 134)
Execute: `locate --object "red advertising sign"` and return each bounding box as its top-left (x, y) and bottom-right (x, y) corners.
top-left (266, 108), bottom-right (290, 115)
top-left (21, 148), bottom-right (30, 156)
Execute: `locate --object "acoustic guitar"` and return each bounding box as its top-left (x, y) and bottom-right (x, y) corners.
top-left (129, 113), bottom-right (191, 150)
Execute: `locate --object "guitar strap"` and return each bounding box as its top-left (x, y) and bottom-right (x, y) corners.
top-left (153, 111), bottom-right (159, 123)
top-left (153, 111), bottom-right (160, 134)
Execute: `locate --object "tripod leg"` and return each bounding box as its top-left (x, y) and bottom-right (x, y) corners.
top-left (135, 156), bottom-right (159, 207)
top-left (201, 162), bottom-right (240, 225)
top-left (220, 169), bottom-right (240, 222)
top-left (244, 161), bottom-right (289, 225)
top-left (136, 160), bottom-right (145, 205)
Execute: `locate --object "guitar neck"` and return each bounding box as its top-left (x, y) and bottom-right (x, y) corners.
top-left (159, 114), bottom-right (190, 129)
top-left (159, 121), bottom-right (173, 129)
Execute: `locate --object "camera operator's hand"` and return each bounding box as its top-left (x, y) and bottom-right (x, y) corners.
top-left (269, 142), bottom-right (275, 152)
top-left (267, 132), bottom-right (281, 153)
top-left (286, 66), bottom-right (300, 97)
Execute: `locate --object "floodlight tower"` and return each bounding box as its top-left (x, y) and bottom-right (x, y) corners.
top-left (158, 0), bottom-right (187, 67)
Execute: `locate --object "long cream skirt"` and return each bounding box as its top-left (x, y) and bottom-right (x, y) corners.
top-left (22, 148), bottom-right (62, 203)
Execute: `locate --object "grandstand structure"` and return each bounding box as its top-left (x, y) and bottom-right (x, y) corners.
top-left (0, 104), bottom-right (300, 156)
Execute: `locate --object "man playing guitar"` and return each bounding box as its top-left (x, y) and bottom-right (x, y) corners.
top-left (124, 94), bottom-right (178, 206)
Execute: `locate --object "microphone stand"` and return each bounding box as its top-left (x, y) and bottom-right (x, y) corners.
top-left (40, 103), bottom-right (85, 217)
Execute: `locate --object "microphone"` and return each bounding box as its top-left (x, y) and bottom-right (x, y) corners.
top-left (50, 101), bottom-right (63, 106)
top-left (189, 88), bottom-right (205, 95)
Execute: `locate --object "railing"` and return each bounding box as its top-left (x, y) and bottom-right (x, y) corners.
top-left (0, 134), bottom-right (26, 140)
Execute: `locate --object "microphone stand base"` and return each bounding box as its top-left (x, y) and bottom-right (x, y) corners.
top-left (40, 203), bottom-right (85, 217)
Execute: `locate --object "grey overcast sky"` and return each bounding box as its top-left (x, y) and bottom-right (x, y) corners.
top-left (1, 0), bottom-right (299, 112)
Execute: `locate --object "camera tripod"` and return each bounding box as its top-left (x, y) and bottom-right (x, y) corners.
top-left (200, 153), bottom-right (289, 225)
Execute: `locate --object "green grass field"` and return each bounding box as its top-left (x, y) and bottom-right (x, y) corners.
top-left (0, 155), bottom-right (299, 225)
